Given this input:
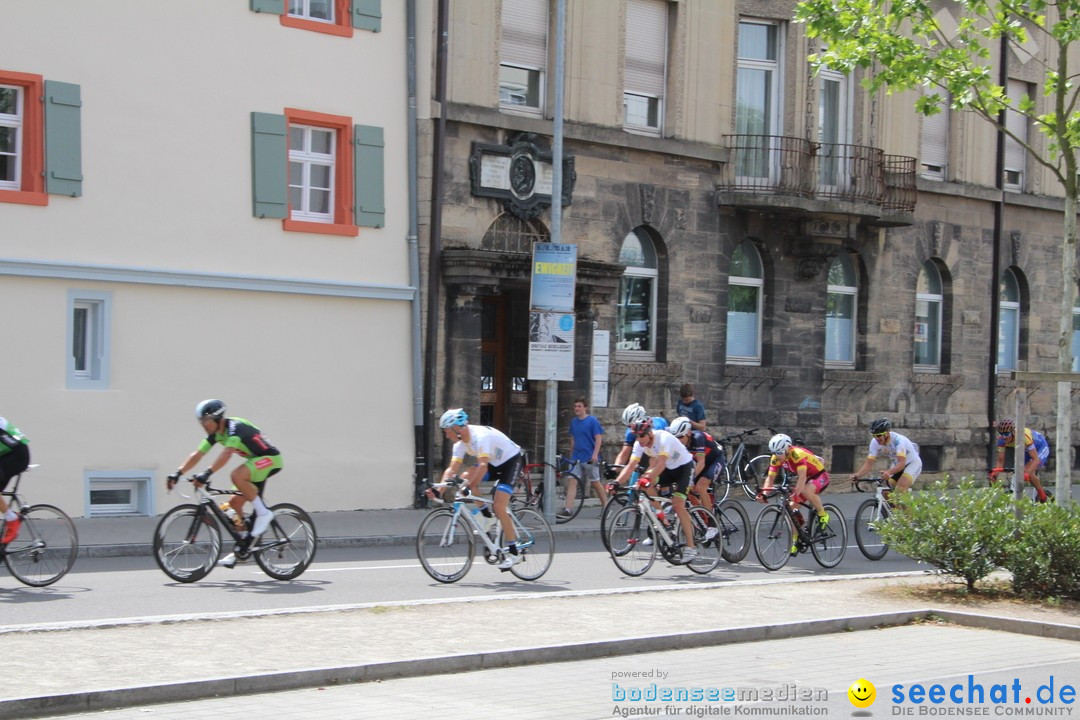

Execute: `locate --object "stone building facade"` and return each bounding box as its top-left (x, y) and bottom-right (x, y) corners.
top-left (418, 0), bottom-right (1079, 481)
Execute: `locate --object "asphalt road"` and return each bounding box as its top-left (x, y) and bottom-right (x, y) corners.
top-left (0, 537), bottom-right (924, 628)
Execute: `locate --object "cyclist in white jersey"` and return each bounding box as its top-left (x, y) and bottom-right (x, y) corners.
top-left (850, 417), bottom-right (922, 493)
top-left (434, 408), bottom-right (526, 570)
top-left (611, 417), bottom-right (698, 564)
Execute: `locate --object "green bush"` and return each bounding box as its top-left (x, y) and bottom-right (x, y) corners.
top-left (1005, 502), bottom-right (1080, 600)
top-left (878, 479), bottom-right (1013, 590)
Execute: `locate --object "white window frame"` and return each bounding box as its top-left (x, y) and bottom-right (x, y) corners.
top-left (825, 255), bottom-right (857, 368)
top-left (624, 0), bottom-right (668, 135)
top-left (500, 0), bottom-right (548, 116)
top-left (1004, 79), bottom-right (1029, 192)
top-left (0, 84), bottom-right (23, 191)
top-left (288, 0), bottom-right (334, 23)
top-left (736, 19), bottom-right (784, 183)
top-left (288, 124), bottom-right (336, 224)
top-left (67, 290), bottom-right (111, 390)
top-left (85, 471), bottom-right (153, 517)
top-left (616, 229), bottom-right (659, 361)
top-left (915, 260), bottom-right (944, 372)
top-left (998, 269), bottom-right (1021, 372)
top-left (818, 67), bottom-right (852, 191)
top-left (726, 240), bottom-right (764, 365)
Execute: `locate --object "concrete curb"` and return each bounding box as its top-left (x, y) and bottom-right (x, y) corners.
top-left (7, 607), bottom-right (1078, 719)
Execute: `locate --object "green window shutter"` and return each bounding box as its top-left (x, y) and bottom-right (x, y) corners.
top-left (44, 81), bottom-right (83, 197)
top-left (352, 0), bottom-right (381, 32)
top-left (251, 112), bottom-right (288, 219)
top-left (354, 124), bottom-right (385, 228)
top-left (250, 0), bottom-right (284, 14)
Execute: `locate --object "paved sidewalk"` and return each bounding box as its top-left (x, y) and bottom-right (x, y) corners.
top-left (2, 573), bottom-right (1078, 718)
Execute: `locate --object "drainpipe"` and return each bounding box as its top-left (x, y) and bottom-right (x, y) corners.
top-left (406, 0), bottom-right (425, 503)
top-left (987, 32), bottom-right (1007, 468)
top-left (420, 0), bottom-right (450, 506)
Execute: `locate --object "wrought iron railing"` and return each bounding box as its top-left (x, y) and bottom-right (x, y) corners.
top-left (719, 135), bottom-right (917, 214)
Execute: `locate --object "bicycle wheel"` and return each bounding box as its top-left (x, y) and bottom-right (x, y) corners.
top-left (606, 505), bottom-right (656, 576)
top-left (4, 504), bottom-right (78, 587)
top-left (254, 503), bottom-right (318, 580)
top-left (599, 492), bottom-right (631, 552)
top-left (715, 499), bottom-right (751, 563)
top-left (153, 504), bottom-right (222, 583)
top-left (854, 498), bottom-right (889, 561)
top-left (510, 465), bottom-right (540, 511)
top-left (554, 469), bottom-right (586, 523)
top-left (753, 505), bottom-right (792, 571)
top-left (744, 455), bottom-right (773, 497)
top-left (508, 507), bottom-right (554, 581)
top-left (809, 503), bottom-right (847, 568)
top-left (679, 506), bottom-right (721, 574)
top-left (416, 508), bottom-right (475, 583)
top-left (712, 464), bottom-right (732, 504)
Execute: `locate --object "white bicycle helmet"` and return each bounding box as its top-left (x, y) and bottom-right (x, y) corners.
top-left (621, 403), bottom-right (648, 427)
top-left (439, 408), bottom-right (468, 428)
top-left (768, 433), bottom-right (792, 455)
top-left (669, 416), bottom-right (693, 438)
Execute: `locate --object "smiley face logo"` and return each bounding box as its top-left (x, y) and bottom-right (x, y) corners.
top-left (848, 678), bottom-right (876, 708)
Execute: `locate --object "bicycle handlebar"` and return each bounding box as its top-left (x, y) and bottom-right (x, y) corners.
top-left (851, 476), bottom-right (888, 492)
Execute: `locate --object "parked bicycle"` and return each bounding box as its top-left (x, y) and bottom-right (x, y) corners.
top-left (753, 477), bottom-right (847, 571)
top-left (153, 474), bottom-right (317, 582)
top-left (417, 477), bottom-right (554, 583)
top-left (605, 480), bottom-right (721, 576)
top-left (510, 452), bottom-right (586, 523)
top-left (852, 475), bottom-right (893, 560)
top-left (712, 428), bottom-right (771, 502)
top-left (987, 466), bottom-right (1054, 503)
top-left (0, 466), bottom-right (78, 587)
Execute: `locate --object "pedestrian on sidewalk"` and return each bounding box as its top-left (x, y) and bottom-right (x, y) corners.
top-left (562, 396), bottom-right (606, 518)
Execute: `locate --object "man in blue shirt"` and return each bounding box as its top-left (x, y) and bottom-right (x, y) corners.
top-left (676, 383), bottom-right (707, 432)
top-left (562, 396), bottom-right (606, 516)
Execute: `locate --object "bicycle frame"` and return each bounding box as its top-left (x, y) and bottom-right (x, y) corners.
top-left (181, 483), bottom-right (290, 556)
top-left (436, 485), bottom-right (538, 556)
top-left (761, 484), bottom-right (815, 545)
top-left (624, 485), bottom-right (680, 551)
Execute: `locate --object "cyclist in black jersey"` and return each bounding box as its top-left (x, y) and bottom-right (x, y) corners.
top-left (166, 399), bottom-right (282, 568)
top-left (0, 417), bottom-right (30, 544)
top-left (670, 417), bottom-right (721, 530)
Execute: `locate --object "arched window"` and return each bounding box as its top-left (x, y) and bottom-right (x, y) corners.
top-left (1072, 292), bottom-right (1080, 372)
top-left (727, 240), bottom-right (763, 364)
top-left (998, 269), bottom-right (1021, 371)
top-left (616, 228), bottom-right (658, 358)
top-left (915, 260), bottom-right (943, 371)
top-left (825, 254), bottom-right (857, 366)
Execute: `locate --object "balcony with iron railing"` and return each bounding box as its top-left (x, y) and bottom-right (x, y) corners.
top-left (716, 135), bottom-right (917, 225)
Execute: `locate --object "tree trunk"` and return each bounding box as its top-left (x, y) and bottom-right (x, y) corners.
top-left (1056, 192), bottom-right (1077, 505)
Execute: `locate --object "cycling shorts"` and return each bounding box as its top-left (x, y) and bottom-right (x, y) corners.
top-left (791, 471), bottom-right (829, 505)
top-left (244, 454), bottom-right (282, 485)
top-left (491, 453), bottom-right (524, 495)
top-left (0, 443), bottom-right (30, 491)
top-left (655, 462), bottom-right (694, 498)
top-left (695, 460), bottom-right (722, 485)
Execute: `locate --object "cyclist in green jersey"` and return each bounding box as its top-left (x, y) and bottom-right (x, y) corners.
top-left (166, 399), bottom-right (282, 568)
top-left (0, 417), bottom-right (30, 544)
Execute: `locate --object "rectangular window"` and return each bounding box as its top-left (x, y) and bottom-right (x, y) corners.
top-left (624, 0), bottom-right (667, 134)
top-left (726, 284), bottom-right (761, 363)
top-left (920, 88), bottom-right (948, 180)
top-left (736, 20), bottom-right (782, 181)
top-left (500, 0), bottom-right (548, 114)
top-left (86, 471), bottom-right (152, 517)
top-left (282, 0), bottom-right (352, 36)
top-left (283, 109), bottom-right (357, 236)
top-left (825, 291), bottom-right (855, 366)
top-left (1004, 79), bottom-right (1029, 192)
top-left (0, 71), bottom-right (45, 206)
top-left (1072, 304), bottom-right (1080, 372)
top-left (67, 290), bottom-right (111, 389)
top-left (920, 445), bottom-right (942, 473)
top-left (998, 304), bottom-right (1019, 371)
top-left (830, 446), bottom-right (855, 473)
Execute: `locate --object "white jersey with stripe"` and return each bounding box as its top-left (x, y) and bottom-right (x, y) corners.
top-left (631, 429), bottom-right (694, 469)
top-left (451, 425), bottom-right (521, 468)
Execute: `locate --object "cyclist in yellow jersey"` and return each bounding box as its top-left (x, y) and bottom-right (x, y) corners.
top-left (991, 418), bottom-right (1050, 503)
top-left (757, 434), bottom-right (831, 554)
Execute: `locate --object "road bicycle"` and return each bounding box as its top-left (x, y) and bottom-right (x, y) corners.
top-left (0, 466), bottom-right (78, 587)
top-left (510, 452), bottom-right (585, 523)
top-left (417, 477), bottom-right (554, 583)
top-left (604, 480), bottom-right (722, 576)
top-left (852, 475), bottom-right (893, 560)
top-left (153, 475), bottom-right (317, 582)
top-left (712, 428), bottom-right (772, 502)
top-left (987, 466), bottom-right (1053, 503)
top-left (752, 477), bottom-right (847, 571)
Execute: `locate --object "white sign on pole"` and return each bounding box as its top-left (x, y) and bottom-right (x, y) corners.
top-left (592, 329), bottom-right (610, 407)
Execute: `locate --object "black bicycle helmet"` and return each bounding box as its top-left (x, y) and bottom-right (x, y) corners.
top-left (869, 417), bottom-right (891, 434)
top-left (195, 399), bottom-right (227, 421)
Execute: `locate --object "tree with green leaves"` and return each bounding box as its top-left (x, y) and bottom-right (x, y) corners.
top-left (795, 0), bottom-right (1078, 500)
